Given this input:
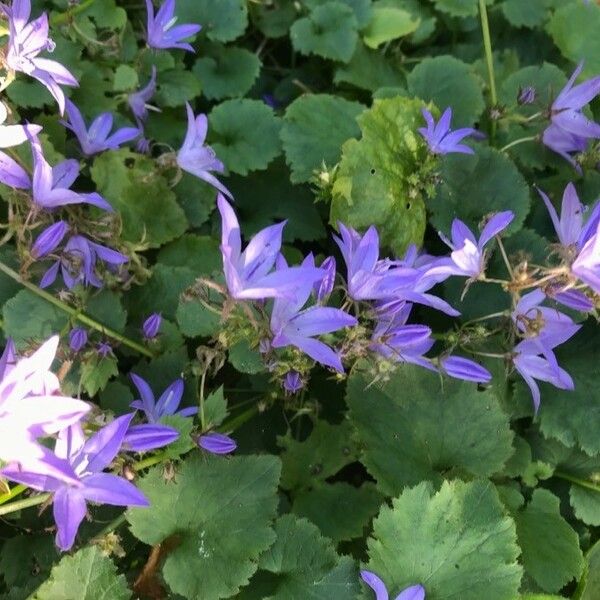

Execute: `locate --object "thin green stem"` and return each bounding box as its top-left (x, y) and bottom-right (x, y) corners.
top-left (219, 405), bottom-right (259, 433)
top-left (0, 493), bottom-right (50, 516)
top-left (500, 135), bottom-right (538, 153)
top-left (478, 0), bottom-right (497, 138)
top-left (93, 513), bottom-right (127, 540)
top-left (199, 371), bottom-right (207, 430)
top-left (51, 0), bottom-right (97, 25)
top-left (554, 471), bottom-right (600, 494)
top-left (0, 260), bottom-right (154, 358)
top-left (495, 237), bottom-right (514, 279)
top-left (0, 484), bottom-right (26, 506)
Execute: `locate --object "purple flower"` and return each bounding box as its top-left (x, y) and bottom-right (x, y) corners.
top-left (31, 220), bottom-right (68, 259)
top-left (136, 136), bottom-right (151, 154)
top-left (177, 103), bottom-right (231, 198)
top-left (5, 0), bottom-right (78, 114)
top-left (0, 150), bottom-right (30, 188)
top-left (39, 234), bottom-right (128, 290)
top-left (0, 336), bottom-right (90, 485)
top-left (29, 135), bottom-right (112, 211)
top-left (572, 221), bottom-right (600, 293)
top-left (197, 432), bottom-right (237, 455)
top-left (418, 107), bottom-right (478, 155)
top-left (123, 422), bottom-right (179, 452)
top-left (142, 313), bottom-right (162, 339)
top-left (428, 212), bottom-right (514, 279)
top-left (360, 570), bottom-right (425, 600)
top-left (145, 0), bottom-right (201, 52)
top-left (270, 258), bottom-right (357, 372)
top-left (439, 355), bottom-right (491, 383)
top-left (128, 66), bottom-right (158, 124)
top-left (0, 101), bottom-right (42, 148)
top-left (96, 342), bottom-right (112, 358)
top-left (518, 86), bottom-right (536, 105)
top-left (218, 195), bottom-right (323, 300)
top-left (283, 371), bottom-right (303, 394)
top-left (1, 415), bottom-right (149, 551)
top-left (129, 374), bottom-right (197, 423)
top-left (68, 328), bottom-right (88, 352)
top-left (544, 285), bottom-right (594, 312)
top-left (543, 62), bottom-right (600, 168)
top-left (62, 100), bottom-right (139, 156)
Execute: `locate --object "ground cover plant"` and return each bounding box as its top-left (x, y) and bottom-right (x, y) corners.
top-left (1, 0), bottom-right (600, 598)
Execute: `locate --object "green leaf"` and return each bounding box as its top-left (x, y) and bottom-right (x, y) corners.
top-left (193, 44), bottom-right (261, 100)
top-left (204, 385), bottom-right (229, 428)
top-left (291, 2), bottom-right (359, 63)
top-left (407, 55), bottom-right (485, 126)
top-left (570, 485), bottom-right (600, 527)
top-left (347, 366), bottom-right (514, 495)
top-left (330, 96), bottom-right (429, 255)
top-left (176, 298), bottom-right (221, 338)
top-left (279, 420), bottom-right (358, 490)
top-left (334, 42), bottom-right (403, 92)
top-left (0, 535), bottom-right (55, 590)
top-left (253, 0), bottom-right (297, 38)
top-left (156, 69), bottom-right (202, 107)
top-left (513, 489), bottom-right (583, 592)
top-left (159, 414), bottom-right (195, 459)
top-left (209, 99), bottom-right (282, 175)
top-left (293, 482), bottom-right (383, 542)
top-left (256, 515), bottom-right (360, 599)
top-left (429, 145), bottom-right (530, 236)
top-left (303, 0), bottom-right (373, 27)
top-left (80, 355), bottom-right (119, 396)
top-left (173, 173), bottom-right (219, 228)
top-left (365, 480), bottom-right (522, 600)
top-left (363, 6), bottom-right (420, 49)
top-left (99, 381), bottom-right (133, 415)
top-left (228, 340), bottom-right (265, 374)
top-left (112, 64), bottom-right (138, 92)
top-left (432, 0), bottom-right (479, 18)
top-left (157, 234), bottom-right (222, 276)
top-left (30, 547), bottom-right (130, 600)
top-left (547, 3), bottom-right (600, 78)
top-left (90, 150), bottom-right (187, 248)
top-left (576, 540), bottom-right (600, 600)
top-left (280, 94), bottom-right (364, 183)
top-left (126, 454), bottom-right (281, 600)
top-left (178, 0), bottom-right (248, 42)
top-left (85, 290), bottom-right (127, 332)
top-left (2, 290), bottom-right (68, 350)
top-left (501, 0), bottom-right (549, 29)
top-left (0, 247), bottom-right (22, 308)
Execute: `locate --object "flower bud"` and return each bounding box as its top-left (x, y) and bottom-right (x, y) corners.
top-left (283, 370), bottom-right (303, 394)
top-left (97, 341), bottom-right (112, 358)
top-left (142, 313), bottom-right (162, 339)
top-left (123, 424), bottom-right (179, 452)
top-left (518, 86), bottom-right (536, 105)
top-left (68, 327), bottom-right (87, 352)
top-left (315, 256), bottom-right (336, 302)
top-left (197, 432), bottom-right (237, 455)
top-left (440, 355), bottom-right (491, 383)
top-left (31, 221), bottom-right (68, 259)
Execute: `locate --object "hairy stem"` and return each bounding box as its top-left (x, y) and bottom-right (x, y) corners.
top-left (500, 135), bottom-right (538, 153)
top-left (0, 492), bottom-right (50, 516)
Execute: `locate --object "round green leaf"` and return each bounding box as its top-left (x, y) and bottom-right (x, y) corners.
top-left (365, 480), bottom-right (522, 600)
top-left (407, 55), bottom-right (485, 126)
top-left (429, 145), bottom-right (530, 235)
top-left (432, 0), bottom-right (479, 18)
top-left (291, 2), bottom-right (359, 63)
top-left (155, 69), bottom-right (202, 107)
top-left (362, 6), bottom-right (420, 48)
top-left (501, 0), bottom-right (549, 29)
top-left (281, 94), bottom-right (365, 183)
top-left (347, 366), bottom-right (514, 495)
top-left (177, 0), bottom-right (248, 42)
top-left (209, 99), bottom-right (282, 175)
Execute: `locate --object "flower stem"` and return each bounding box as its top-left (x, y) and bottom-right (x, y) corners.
top-left (93, 513), bottom-right (127, 540)
top-left (0, 493), bottom-right (50, 516)
top-left (500, 135), bottom-right (538, 153)
top-left (554, 471), bottom-right (600, 494)
top-left (0, 260), bottom-right (154, 358)
top-left (51, 0), bottom-right (97, 25)
top-left (478, 0), bottom-right (497, 138)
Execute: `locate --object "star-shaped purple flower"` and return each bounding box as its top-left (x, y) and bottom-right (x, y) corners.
top-left (360, 570), bottom-right (425, 600)
top-left (145, 0), bottom-right (201, 52)
top-left (128, 66), bottom-right (158, 124)
top-left (418, 107), bottom-right (478, 155)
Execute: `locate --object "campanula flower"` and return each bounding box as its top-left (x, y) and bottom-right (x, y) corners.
top-left (542, 125), bottom-right (587, 171)
top-left (130, 374), bottom-right (197, 423)
top-left (218, 195), bottom-right (323, 300)
top-left (270, 257), bottom-right (357, 372)
top-left (29, 136), bottom-right (113, 211)
top-left (360, 570), bottom-right (425, 600)
top-left (145, 0), bottom-right (201, 52)
top-left (5, 0), bottom-right (78, 114)
top-left (123, 422), bottom-right (179, 452)
top-left (197, 432), bottom-right (237, 455)
top-left (439, 355), bottom-right (491, 383)
top-left (572, 221), bottom-right (600, 293)
top-left (544, 285), bottom-right (594, 312)
top-left (518, 86), bottom-right (536, 105)
top-left (418, 107), bottom-right (478, 155)
top-left (128, 66), bottom-right (158, 124)
top-left (0, 336), bottom-right (90, 485)
top-left (283, 371), bottom-right (304, 394)
top-left (177, 103), bottom-right (232, 198)
top-left (68, 328), bottom-right (88, 353)
top-left (0, 150), bottom-right (30, 188)
top-left (1, 415), bottom-right (149, 551)
top-left (304, 254), bottom-right (336, 302)
top-left (96, 341), bottom-right (112, 358)
top-left (62, 100), bottom-right (139, 156)
top-left (142, 313), bottom-right (162, 339)
top-left (428, 212), bottom-right (514, 279)
top-left (31, 220), bottom-right (69, 259)
top-left (39, 234), bottom-right (128, 290)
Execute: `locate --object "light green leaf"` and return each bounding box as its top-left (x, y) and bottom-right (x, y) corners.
top-left (126, 454), bottom-right (281, 600)
top-left (193, 44), bottom-right (261, 100)
top-left (85, 290), bottom-right (127, 332)
top-left (347, 365), bottom-right (514, 495)
top-left (80, 355), bottom-right (119, 397)
top-left (112, 65), bottom-right (138, 92)
top-left (156, 69), bottom-right (202, 107)
top-left (257, 515), bottom-right (360, 599)
top-left (209, 99), bottom-right (282, 175)
top-left (2, 290), bottom-right (68, 350)
top-left (228, 340), bottom-right (265, 374)
top-left (157, 234), bottom-right (222, 276)
top-left (501, 0), bottom-right (549, 29)
top-left (576, 540), bottom-right (600, 600)
top-left (279, 420), bottom-right (358, 490)
top-left (547, 3), bottom-right (600, 78)
top-left (513, 489), bottom-right (583, 592)
top-left (429, 145), bottom-right (530, 235)
top-left (570, 485), bottom-right (600, 527)
top-left (330, 96), bottom-right (430, 255)
top-left (363, 6), bottom-right (419, 49)
top-left (293, 482), bottom-right (383, 542)
top-left (176, 298), bottom-right (221, 338)
top-left (204, 386), bottom-right (229, 428)
top-left (407, 55), bottom-right (485, 126)
top-left (30, 547), bottom-right (130, 600)
top-left (280, 94), bottom-right (364, 183)
top-left (159, 414), bottom-right (195, 459)
top-left (365, 480), bottom-right (522, 600)
top-left (291, 2), bottom-right (359, 63)
top-left (178, 0), bottom-right (248, 42)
